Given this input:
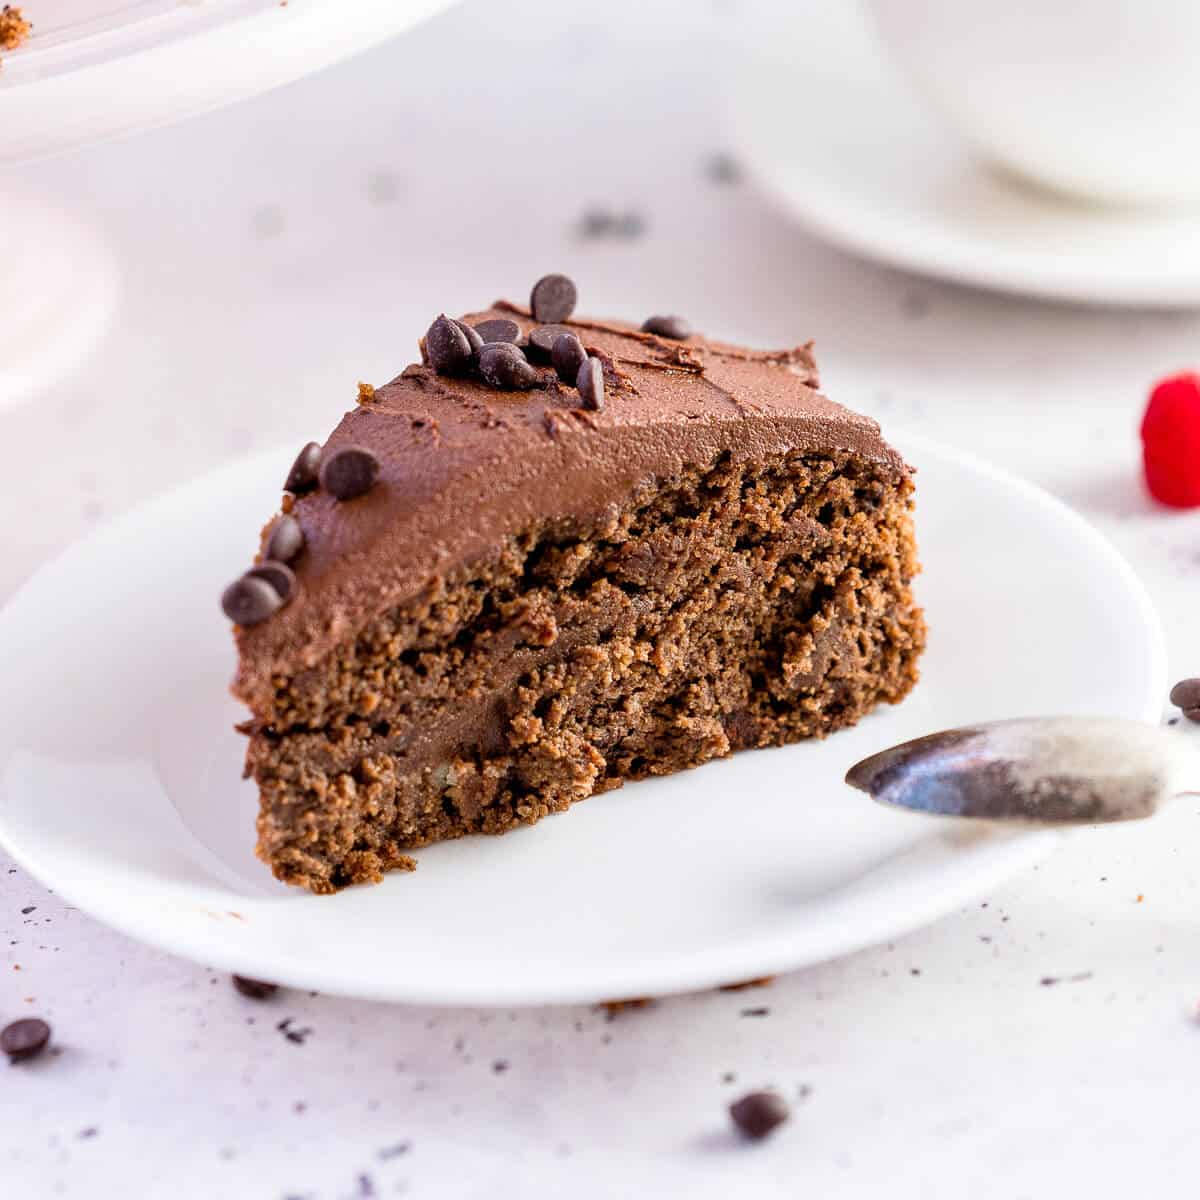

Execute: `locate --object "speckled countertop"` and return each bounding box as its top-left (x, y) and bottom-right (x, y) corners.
top-left (3, 2), bottom-right (1200, 1197)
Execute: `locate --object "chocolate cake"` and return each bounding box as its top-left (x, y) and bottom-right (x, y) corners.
top-left (225, 278), bottom-right (926, 893)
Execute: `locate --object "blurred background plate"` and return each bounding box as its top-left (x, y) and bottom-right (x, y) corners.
top-left (725, 2), bottom-right (1200, 308)
top-left (0, 0), bottom-right (458, 163)
top-left (0, 433), bottom-right (1165, 1005)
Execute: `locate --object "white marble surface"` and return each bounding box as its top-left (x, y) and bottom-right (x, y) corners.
top-left (3, 2), bottom-right (1200, 1196)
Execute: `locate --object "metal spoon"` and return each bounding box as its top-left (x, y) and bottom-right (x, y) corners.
top-left (845, 717), bottom-right (1199, 826)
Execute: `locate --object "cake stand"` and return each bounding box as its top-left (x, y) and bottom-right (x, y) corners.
top-left (0, 0), bottom-right (457, 409)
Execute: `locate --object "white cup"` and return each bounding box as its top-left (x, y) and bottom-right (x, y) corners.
top-left (862, 0), bottom-right (1200, 208)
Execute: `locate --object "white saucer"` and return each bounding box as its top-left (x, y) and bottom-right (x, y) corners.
top-left (725, 4), bottom-right (1200, 308)
top-left (0, 434), bottom-right (1165, 1005)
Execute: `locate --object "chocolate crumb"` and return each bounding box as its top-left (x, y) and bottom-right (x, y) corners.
top-left (232, 975), bottom-right (278, 1001)
top-left (729, 1091), bottom-right (790, 1140)
top-left (377, 1142), bottom-right (411, 1161)
top-left (492, 1059), bottom-right (510, 1074)
top-left (739, 1007), bottom-right (770, 1018)
top-left (276, 1017), bottom-right (313, 1044)
top-left (1040, 971), bottom-right (1093, 987)
top-left (20, 906), bottom-right (34, 915)
top-left (77, 1127), bottom-right (98, 1140)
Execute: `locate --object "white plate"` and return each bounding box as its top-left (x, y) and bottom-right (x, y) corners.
top-left (0, 0), bottom-right (458, 164)
top-left (0, 434), bottom-right (1165, 1005)
top-left (725, 3), bottom-right (1200, 308)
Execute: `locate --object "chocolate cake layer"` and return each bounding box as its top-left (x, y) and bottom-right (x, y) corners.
top-left (231, 301), bottom-right (925, 893)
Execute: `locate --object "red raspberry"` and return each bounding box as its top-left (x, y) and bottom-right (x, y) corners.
top-left (1141, 372), bottom-right (1200, 508)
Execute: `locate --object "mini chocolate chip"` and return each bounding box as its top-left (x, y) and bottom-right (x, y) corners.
top-left (222, 575), bottom-right (282, 626)
top-left (246, 561), bottom-right (296, 602)
top-left (641, 314), bottom-right (692, 340)
top-left (284, 442), bottom-right (322, 494)
top-left (527, 325), bottom-right (574, 363)
top-left (530, 273), bottom-right (577, 323)
top-left (320, 446), bottom-right (380, 500)
top-left (425, 314), bottom-right (473, 376)
top-left (232, 975), bottom-right (278, 1001)
top-left (729, 1091), bottom-right (790, 1140)
top-left (473, 318), bottom-right (521, 345)
top-left (552, 332), bottom-right (587, 384)
top-left (2, 1018), bottom-right (51, 1064)
top-left (479, 343), bottom-right (539, 390)
top-left (576, 356), bottom-right (605, 410)
top-left (265, 514), bottom-right (304, 564)
top-left (452, 318), bottom-right (484, 361)
top-left (1169, 678), bottom-right (1200, 711)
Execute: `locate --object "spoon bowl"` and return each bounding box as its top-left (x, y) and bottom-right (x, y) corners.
top-left (845, 717), bottom-right (1189, 826)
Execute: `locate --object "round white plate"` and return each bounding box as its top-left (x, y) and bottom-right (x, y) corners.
top-left (725, 4), bottom-right (1200, 308)
top-left (1, 0), bottom-right (458, 164)
top-left (0, 434), bottom-right (1165, 1006)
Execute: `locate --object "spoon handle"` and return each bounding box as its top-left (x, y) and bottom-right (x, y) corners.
top-left (1166, 724), bottom-right (1200, 797)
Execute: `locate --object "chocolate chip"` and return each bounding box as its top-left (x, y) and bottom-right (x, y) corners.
top-left (452, 318), bottom-right (484, 361)
top-left (232, 976), bottom-right (278, 1000)
top-left (265, 514), bottom-right (304, 564)
top-left (729, 1091), bottom-right (790, 1140)
top-left (641, 314), bottom-right (692, 340)
top-left (1169, 678), bottom-right (1200, 715)
top-left (473, 318), bottom-right (521, 345)
top-left (527, 325), bottom-right (575, 362)
top-left (479, 343), bottom-right (539, 390)
top-left (425, 314), bottom-right (473, 376)
top-left (552, 332), bottom-right (587, 384)
top-left (320, 446), bottom-right (380, 500)
top-left (576, 356), bottom-right (605, 410)
top-left (246, 561), bottom-right (296, 602)
top-left (222, 575), bottom-right (282, 626)
top-left (530, 274), bottom-right (577, 323)
top-left (2, 1017), bottom-right (51, 1063)
top-left (284, 442), bottom-right (322, 494)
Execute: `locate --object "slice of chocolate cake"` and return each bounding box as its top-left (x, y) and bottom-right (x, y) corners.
top-left (226, 278), bottom-right (926, 893)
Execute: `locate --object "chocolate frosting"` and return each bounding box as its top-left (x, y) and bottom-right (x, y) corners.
top-left (233, 303), bottom-right (907, 706)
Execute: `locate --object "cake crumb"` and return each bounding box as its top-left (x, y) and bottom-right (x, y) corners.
top-left (718, 976), bottom-right (775, 992)
top-left (357, 381), bottom-right (376, 405)
top-left (0, 5), bottom-right (31, 58)
top-left (598, 998), bottom-right (653, 1021)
